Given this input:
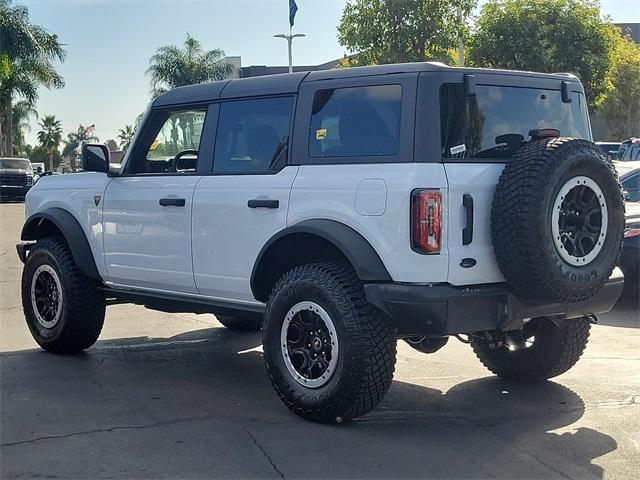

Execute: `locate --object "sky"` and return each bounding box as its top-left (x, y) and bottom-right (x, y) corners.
top-left (21, 0), bottom-right (640, 146)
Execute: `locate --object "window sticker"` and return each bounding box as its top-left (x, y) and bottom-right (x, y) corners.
top-left (450, 143), bottom-right (466, 155)
top-left (316, 128), bottom-right (327, 140)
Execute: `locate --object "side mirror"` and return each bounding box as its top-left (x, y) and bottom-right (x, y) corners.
top-left (81, 144), bottom-right (110, 173)
top-left (622, 190), bottom-right (630, 201)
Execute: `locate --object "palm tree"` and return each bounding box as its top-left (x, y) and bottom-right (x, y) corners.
top-left (62, 124), bottom-right (99, 170)
top-left (36, 115), bottom-right (62, 171)
top-left (12, 100), bottom-right (37, 155)
top-left (146, 34), bottom-right (232, 97)
top-left (0, 0), bottom-right (65, 156)
top-left (117, 124), bottom-right (135, 152)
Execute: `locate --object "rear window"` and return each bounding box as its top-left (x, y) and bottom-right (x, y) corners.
top-left (309, 84), bottom-right (402, 158)
top-left (440, 84), bottom-right (590, 160)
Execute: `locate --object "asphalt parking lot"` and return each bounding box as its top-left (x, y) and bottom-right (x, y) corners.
top-left (0, 202), bottom-right (638, 480)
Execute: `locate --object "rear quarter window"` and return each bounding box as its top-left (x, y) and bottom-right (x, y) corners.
top-left (309, 84), bottom-right (402, 158)
top-left (441, 84), bottom-right (590, 161)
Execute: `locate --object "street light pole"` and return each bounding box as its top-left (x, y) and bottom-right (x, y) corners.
top-left (274, 29), bottom-right (306, 73)
top-left (457, 8), bottom-right (465, 67)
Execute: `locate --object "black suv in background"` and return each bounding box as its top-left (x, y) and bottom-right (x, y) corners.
top-left (0, 158), bottom-right (34, 201)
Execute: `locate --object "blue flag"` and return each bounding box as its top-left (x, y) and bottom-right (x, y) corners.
top-left (289, 0), bottom-right (298, 27)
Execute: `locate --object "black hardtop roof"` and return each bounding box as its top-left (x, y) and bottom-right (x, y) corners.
top-left (152, 62), bottom-right (580, 107)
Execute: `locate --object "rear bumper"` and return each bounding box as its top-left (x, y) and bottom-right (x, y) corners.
top-left (364, 268), bottom-right (625, 335)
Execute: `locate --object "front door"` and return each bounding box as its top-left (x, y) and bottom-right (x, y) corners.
top-left (192, 95), bottom-right (297, 303)
top-left (102, 107), bottom-right (209, 293)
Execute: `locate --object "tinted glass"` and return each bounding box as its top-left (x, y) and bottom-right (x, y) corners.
top-left (622, 145), bottom-right (640, 161)
top-left (214, 96), bottom-right (294, 174)
top-left (622, 173), bottom-right (640, 202)
top-left (0, 159), bottom-right (31, 170)
top-left (309, 85), bottom-right (402, 158)
top-left (598, 143), bottom-right (620, 156)
top-left (441, 84), bottom-right (590, 160)
top-left (127, 109), bottom-right (206, 174)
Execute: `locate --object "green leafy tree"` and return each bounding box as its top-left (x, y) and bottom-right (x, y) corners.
top-left (0, 0), bottom-right (65, 156)
top-left (146, 34), bottom-right (232, 97)
top-left (337, 0), bottom-right (475, 66)
top-left (26, 144), bottom-right (61, 170)
top-left (62, 125), bottom-right (99, 170)
top-left (117, 124), bottom-right (135, 152)
top-left (36, 114), bottom-right (62, 171)
top-left (105, 139), bottom-right (118, 151)
top-left (468, 0), bottom-right (618, 110)
top-left (598, 35), bottom-right (640, 139)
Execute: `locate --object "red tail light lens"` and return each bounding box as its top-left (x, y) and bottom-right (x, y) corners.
top-left (624, 228), bottom-right (640, 239)
top-left (411, 190), bottom-right (442, 254)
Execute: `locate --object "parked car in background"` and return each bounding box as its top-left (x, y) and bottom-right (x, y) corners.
top-left (614, 160), bottom-right (640, 184)
top-left (619, 163), bottom-right (640, 202)
top-left (616, 138), bottom-right (640, 161)
top-left (30, 162), bottom-right (46, 182)
top-left (596, 141), bottom-right (621, 160)
top-left (0, 158), bottom-right (34, 201)
top-left (615, 163), bottom-right (640, 286)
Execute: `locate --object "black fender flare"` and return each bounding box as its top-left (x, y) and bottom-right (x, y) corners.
top-left (250, 219), bottom-right (391, 300)
top-left (21, 208), bottom-right (101, 280)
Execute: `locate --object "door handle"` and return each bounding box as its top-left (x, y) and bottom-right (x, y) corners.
top-left (159, 198), bottom-right (186, 207)
top-left (248, 199), bottom-right (279, 209)
top-left (462, 194), bottom-right (474, 245)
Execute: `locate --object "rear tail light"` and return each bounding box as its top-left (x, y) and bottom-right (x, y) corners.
top-left (411, 190), bottom-right (442, 254)
top-left (624, 228), bottom-right (640, 239)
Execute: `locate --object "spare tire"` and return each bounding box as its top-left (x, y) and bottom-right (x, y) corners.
top-left (492, 137), bottom-right (624, 305)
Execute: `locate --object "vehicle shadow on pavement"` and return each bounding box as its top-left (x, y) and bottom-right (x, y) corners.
top-left (1, 328), bottom-right (616, 479)
top-left (598, 284), bottom-right (639, 328)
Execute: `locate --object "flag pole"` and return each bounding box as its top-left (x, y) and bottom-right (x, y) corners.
top-left (288, 25), bottom-right (293, 73)
top-left (274, 0), bottom-right (304, 74)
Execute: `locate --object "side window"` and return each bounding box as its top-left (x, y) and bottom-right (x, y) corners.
top-left (309, 85), bottom-right (402, 158)
top-left (213, 96), bottom-right (294, 175)
top-left (126, 109), bottom-right (206, 175)
top-left (622, 173), bottom-right (640, 202)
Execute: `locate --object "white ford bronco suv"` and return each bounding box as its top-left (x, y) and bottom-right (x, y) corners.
top-left (17, 63), bottom-right (625, 423)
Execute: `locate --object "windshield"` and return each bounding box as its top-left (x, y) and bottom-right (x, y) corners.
top-left (441, 84), bottom-right (591, 160)
top-left (0, 159), bottom-right (32, 170)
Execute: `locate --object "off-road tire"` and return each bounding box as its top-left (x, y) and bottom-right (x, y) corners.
top-left (470, 316), bottom-right (591, 381)
top-left (216, 313), bottom-right (262, 332)
top-left (21, 236), bottom-right (105, 353)
top-left (262, 262), bottom-right (397, 423)
top-left (492, 137), bottom-right (625, 305)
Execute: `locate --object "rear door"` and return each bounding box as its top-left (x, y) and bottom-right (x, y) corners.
top-left (192, 95), bottom-right (298, 303)
top-left (432, 74), bottom-right (592, 285)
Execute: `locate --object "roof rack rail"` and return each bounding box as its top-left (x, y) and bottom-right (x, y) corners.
top-left (555, 72), bottom-right (579, 78)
